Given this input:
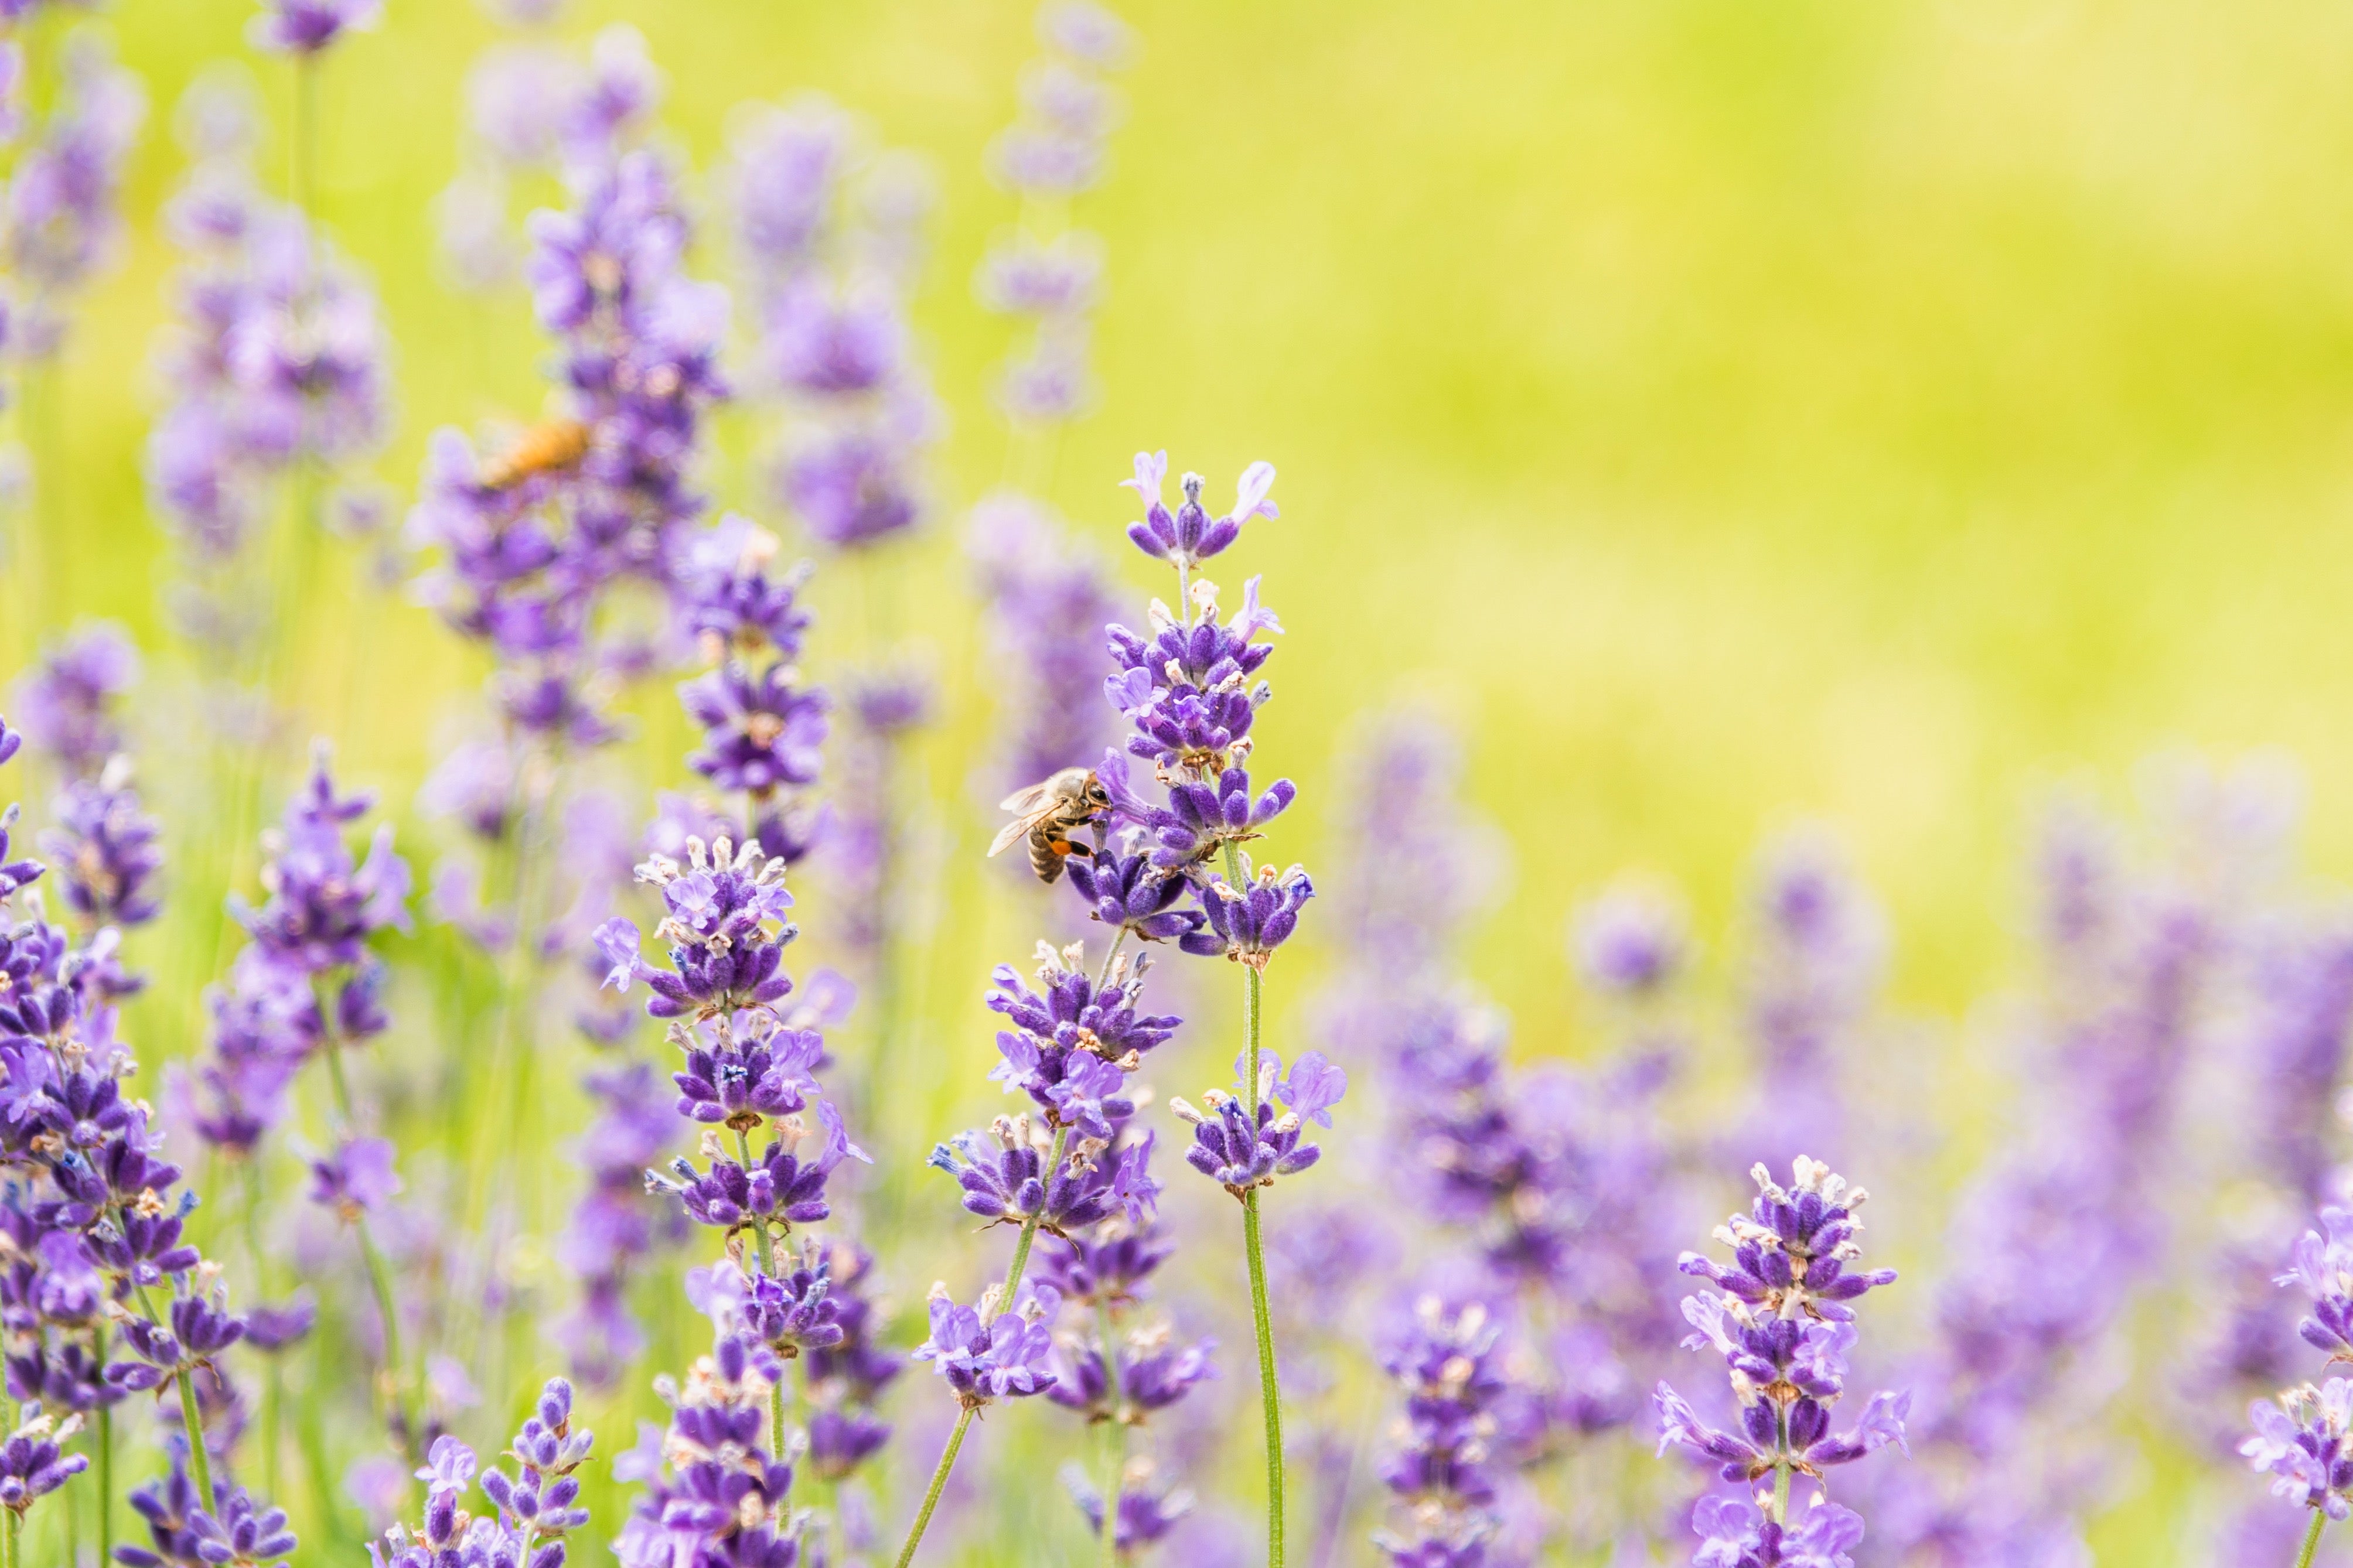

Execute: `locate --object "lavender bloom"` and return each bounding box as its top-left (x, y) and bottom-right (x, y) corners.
top-left (1687, 1495), bottom-right (1867, 1568)
top-left (308, 1135), bottom-right (402, 1220)
top-left (728, 93), bottom-right (939, 556)
top-left (118, 1450), bottom-right (296, 1567)
top-left (479, 1379), bottom-right (596, 1563)
top-left (1172, 1051), bottom-right (1346, 1198)
top-left (1656, 1159), bottom-right (1905, 1516)
top-left (680, 659), bottom-right (830, 797)
top-left (1065, 1459), bottom-right (1195, 1556)
top-left (913, 1279), bottom-right (1062, 1406)
top-left (969, 494), bottom-right (1127, 797)
top-left (613, 1311), bottom-right (796, 1568)
top-left (40, 757), bottom-right (165, 930)
top-left (2282, 1210), bottom-right (2353, 1364)
top-left (0, 1405), bottom-right (85, 1518)
top-left (603, 835), bottom-right (796, 1020)
top-left (5, 33), bottom-right (145, 360)
top-left (557, 1061), bottom-right (677, 1388)
top-left (930, 1117), bottom-right (1154, 1236)
top-left (988, 940), bottom-right (1178, 1106)
top-left (1048, 1325), bottom-right (1215, 1423)
top-left (11, 621), bottom-right (137, 777)
top-left (1573, 881), bottom-right (1692, 999)
top-left (1373, 1295), bottom-right (1520, 1562)
top-left (673, 513), bottom-right (814, 661)
top-left (411, 144), bottom-right (725, 744)
top-left (249, 0), bottom-right (383, 55)
top-left (1185, 854), bottom-right (1314, 966)
top-left (1121, 456), bottom-right (1278, 573)
top-left (2247, 1378), bottom-right (2353, 1522)
top-left (800, 1241), bottom-right (899, 1482)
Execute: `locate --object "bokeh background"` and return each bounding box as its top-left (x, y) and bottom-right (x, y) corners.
top-left (11, 0), bottom-right (2353, 1563)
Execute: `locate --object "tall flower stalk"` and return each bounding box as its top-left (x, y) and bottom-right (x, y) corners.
top-left (1108, 450), bottom-right (1337, 1567)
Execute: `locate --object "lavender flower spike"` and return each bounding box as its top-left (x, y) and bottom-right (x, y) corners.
top-left (1655, 1157), bottom-right (1907, 1551)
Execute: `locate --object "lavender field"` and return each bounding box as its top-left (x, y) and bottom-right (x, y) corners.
top-left (0, 1), bottom-right (2349, 1565)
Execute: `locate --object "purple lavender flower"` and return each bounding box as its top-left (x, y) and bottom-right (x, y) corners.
top-left (800, 1241), bottom-right (899, 1482)
top-left (1065, 1459), bottom-right (1195, 1556)
top-left (1573, 880), bottom-right (1691, 999)
top-left (1687, 1494), bottom-right (1867, 1568)
top-left (1121, 455), bottom-right (1278, 573)
top-left (1172, 1051), bottom-right (1345, 1198)
top-left (118, 1449), bottom-right (296, 1567)
top-left (969, 493), bottom-right (1128, 797)
top-left (1655, 1159), bottom-right (1905, 1533)
top-left (1185, 855), bottom-right (1314, 966)
top-left (913, 1279), bottom-right (1063, 1406)
top-left (612, 1310), bottom-right (795, 1568)
top-left (2245, 1379), bottom-right (2353, 1521)
top-left (5, 33), bottom-right (145, 359)
top-left (308, 1135), bottom-right (402, 1220)
top-left (602, 835), bottom-right (796, 1020)
top-left (0, 1405), bottom-right (86, 1519)
top-left (249, 0), bottom-right (383, 54)
top-left (11, 621), bottom-right (137, 777)
top-left (39, 759), bottom-right (165, 934)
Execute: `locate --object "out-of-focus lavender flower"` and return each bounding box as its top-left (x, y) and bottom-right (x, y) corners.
top-left (11, 620), bottom-right (137, 777)
top-left (249, 0), bottom-right (383, 55)
top-left (147, 77), bottom-right (389, 579)
top-left (725, 93), bottom-right (939, 556)
top-left (411, 145), bottom-right (725, 745)
top-left (118, 1448), bottom-right (297, 1567)
top-left (969, 493), bottom-right (1126, 797)
top-left (41, 756), bottom-right (165, 931)
top-left (5, 31), bottom-right (145, 361)
top-left (1372, 1294), bottom-right (1527, 1564)
top-left (1573, 880), bottom-right (1692, 1000)
top-left (309, 1135), bottom-right (402, 1220)
top-left (371, 1388), bottom-right (594, 1568)
top-left (1065, 1458), bottom-right (1195, 1556)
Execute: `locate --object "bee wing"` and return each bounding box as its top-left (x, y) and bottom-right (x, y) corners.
top-left (988, 812), bottom-right (1043, 858)
top-left (997, 782), bottom-right (1054, 814)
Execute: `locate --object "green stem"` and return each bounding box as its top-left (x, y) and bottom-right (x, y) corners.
top-left (891, 1406), bottom-right (973, 1568)
top-left (3, 1502), bottom-right (16, 1568)
top-left (1770, 1400), bottom-right (1792, 1525)
top-left (1001, 1125), bottom-right (1069, 1301)
top-left (890, 1123), bottom-right (1071, 1567)
top-left (1242, 1188), bottom-right (1284, 1568)
top-left (2299, 1510), bottom-right (2328, 1568)
top-left (1222, 835), bottom-right (1284, 1568)
top-left (1097, 1300), bottom-right (1126, 1568)
top-left (175, 1369), bottom-right (216, 1508)
top-left (94, 1342), bottom-right (110, 1567)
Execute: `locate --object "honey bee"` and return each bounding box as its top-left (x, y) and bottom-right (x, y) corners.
top-left (478, 418), bottom-right (592, 490)
top-left (990, 767), bottom-right (1111, 884)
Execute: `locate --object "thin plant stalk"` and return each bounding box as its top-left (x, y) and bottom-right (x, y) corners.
top-left (2, 1504), bottom-right (15, 1568)
top-left (1223, 841), bottom-right (1287, 1568)
top-left (2299, 1511), bottom-right (2328, 1568)
top-left (891, 1123), bottom-right (1072, 1568)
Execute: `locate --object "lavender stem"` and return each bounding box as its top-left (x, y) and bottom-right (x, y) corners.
top-left (1222, 835), bottom-right (1288, 1568)
top-left (893, 1122), bottom-right (1074, 1567)
top-left (892, 1408), bottom-right (974, 1568)
top-left (2300, 1512), bottom-right (2328, 1568)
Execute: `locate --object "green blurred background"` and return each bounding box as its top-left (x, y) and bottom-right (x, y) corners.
top-left (16, 0), bottom-right (2353, 1561)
